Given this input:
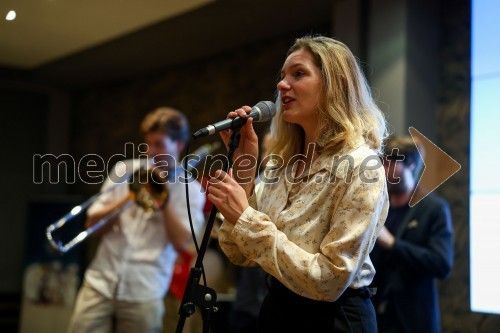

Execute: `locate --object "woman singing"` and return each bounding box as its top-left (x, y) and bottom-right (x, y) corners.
top-left (208, 35), bottom-right (389, 332)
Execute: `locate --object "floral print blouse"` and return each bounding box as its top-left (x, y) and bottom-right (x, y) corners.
top-left (218, 142), bottom-right (389, 301)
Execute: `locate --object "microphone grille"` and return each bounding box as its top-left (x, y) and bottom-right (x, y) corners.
top-left (254, 101), bottom-right (276, 122)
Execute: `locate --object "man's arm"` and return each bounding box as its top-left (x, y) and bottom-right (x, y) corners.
top-left (163, 202), bottom-right (192, 252)
top-left (379, 201), bottom-right (454, 279)
top-left (85, 194), bottom-right (130, 235)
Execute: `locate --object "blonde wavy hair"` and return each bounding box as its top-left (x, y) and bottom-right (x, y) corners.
top-left (267, 36), bottom-right (387, 164)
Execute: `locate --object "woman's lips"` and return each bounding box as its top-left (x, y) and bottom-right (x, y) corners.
top-left (282, 97), bottom-right (295, 109)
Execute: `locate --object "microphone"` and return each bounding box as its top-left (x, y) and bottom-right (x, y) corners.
top-left (193, 101), bottom-right (276, 139)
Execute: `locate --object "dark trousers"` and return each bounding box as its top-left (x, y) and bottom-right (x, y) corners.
top-left (258, 278), bottom-right (377, 333)
top-left (228, 310), bottom-right (259, 333)
top-left (376, 301), bottom-right (406, 333)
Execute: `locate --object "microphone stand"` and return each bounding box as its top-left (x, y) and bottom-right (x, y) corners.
top-left (176, 129), bottom-right (241, 333)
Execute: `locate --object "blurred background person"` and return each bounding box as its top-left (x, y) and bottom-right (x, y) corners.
top-left (370, 135), bottom-right (454, 333)
top-left (67, 107), bottom-right (206, 333)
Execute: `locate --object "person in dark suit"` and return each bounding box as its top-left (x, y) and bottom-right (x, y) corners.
top-left (371, 135), bottom-right (454, 333)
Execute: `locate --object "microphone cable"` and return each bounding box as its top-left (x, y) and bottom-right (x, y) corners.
top-left (182, 138), bottom-right (208, 287)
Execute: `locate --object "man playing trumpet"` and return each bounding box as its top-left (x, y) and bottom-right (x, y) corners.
top-left (68, 107), bottom-right (206, 333)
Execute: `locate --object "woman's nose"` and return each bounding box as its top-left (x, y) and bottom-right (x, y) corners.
top-left (277, 79), bottom-right (290, 91)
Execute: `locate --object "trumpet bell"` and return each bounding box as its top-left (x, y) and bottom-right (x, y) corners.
top-left (129, 168), bottom-right (169, 211)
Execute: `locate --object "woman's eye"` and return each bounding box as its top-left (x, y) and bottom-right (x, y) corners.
top-left (294, 71), bottom-right (304, 78)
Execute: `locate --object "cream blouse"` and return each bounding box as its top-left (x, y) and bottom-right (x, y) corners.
top-left (218, 143), bottom-right (389, 302)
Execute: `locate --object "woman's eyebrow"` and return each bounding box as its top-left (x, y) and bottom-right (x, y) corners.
top-left (281, 63), bottom-right (303, 75)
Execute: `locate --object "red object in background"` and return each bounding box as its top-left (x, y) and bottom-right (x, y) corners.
top-left (169, 174), bottom-right (213, 300)
top-left (200, 174), bottom-right (214, 214)
top-left (169, 251), bottom-right (195, 300)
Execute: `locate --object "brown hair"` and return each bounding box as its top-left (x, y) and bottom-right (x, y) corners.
top-left (384, 135), bottom-right (423, 167)
top-left (384, 135), bottom-right (424, 176)
top-left (140, 107), bottom-right (189, 142)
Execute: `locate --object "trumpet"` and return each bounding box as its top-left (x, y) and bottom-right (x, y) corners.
top-left (46, 142), bottom-right (220, 253)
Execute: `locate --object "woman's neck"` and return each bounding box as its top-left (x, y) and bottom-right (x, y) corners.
top-left (303, 125), bottom-right (319, 150)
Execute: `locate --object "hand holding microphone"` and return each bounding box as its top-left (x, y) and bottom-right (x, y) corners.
top-left (193, 100), bottom-right (276, 163)
top-left (195, 101), bottom-right (276, 197)
top-left (219, 105), bottom-right (259, 158)
top-left (192, 101), bottom-right (276, 139)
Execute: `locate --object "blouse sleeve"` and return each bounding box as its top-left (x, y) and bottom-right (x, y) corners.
top-left (220, 166), bottom-right (388, 301)
top-left (218, 185), bottom-right (259, 267)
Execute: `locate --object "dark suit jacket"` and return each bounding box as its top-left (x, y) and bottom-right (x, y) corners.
top-left (370, 193), bottom-right (454, 333)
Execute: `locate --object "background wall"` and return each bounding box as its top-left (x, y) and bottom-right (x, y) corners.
top-left (436, 0), bottom-right (500, 331)
top-left (69, 32), bottom-right (314, 197)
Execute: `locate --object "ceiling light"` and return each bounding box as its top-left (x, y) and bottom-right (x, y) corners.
top-left (6, 10), bottom-right (16, 21)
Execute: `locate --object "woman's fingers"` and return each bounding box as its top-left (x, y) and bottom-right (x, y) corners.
top-left (244, 117), bottom-right (257, 139)
top-left (210, 169), bottom-right (228, 181)
top-left (207, 170), bottom-right (232, 206)
top-left (207, 184), bottom-right (224, 198)
top-left (219, 108), bottom-right (248, 145)
top-left (219, 105), bottom-right (256, 153)
top-left (206, 167), bottom-right (248, 225)
top-left (227, 106), bottom-right (251, 120)
top-left (234, 106), bottom-right (252, 117)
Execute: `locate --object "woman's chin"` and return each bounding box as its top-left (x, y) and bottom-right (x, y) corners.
top-left (283, 117), bottom-right (301, 127)
top-left (282, 111), bottom-right (295, 123)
